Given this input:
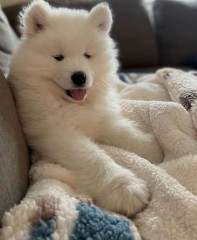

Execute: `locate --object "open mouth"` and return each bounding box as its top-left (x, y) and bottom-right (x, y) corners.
top-left (66, 89), bottom-right (87, 101)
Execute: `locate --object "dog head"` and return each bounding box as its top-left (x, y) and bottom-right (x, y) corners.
top-left (12, 0), bottom-right (118, 102)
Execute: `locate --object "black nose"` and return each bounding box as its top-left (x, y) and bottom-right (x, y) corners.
top-left (71, 72), bottom-right (86, 87)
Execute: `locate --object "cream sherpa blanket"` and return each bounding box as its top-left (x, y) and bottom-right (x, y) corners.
top-left (1, 68), bottom-right (197, 240)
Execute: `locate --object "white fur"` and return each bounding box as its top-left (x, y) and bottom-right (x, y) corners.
top-left (8, 0), bottom-right (161, 216)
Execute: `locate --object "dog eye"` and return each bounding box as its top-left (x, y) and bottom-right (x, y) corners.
top-left (84, 53), bottom-right (91, 59)
top-left (54, 55), bottom-right (64, 61)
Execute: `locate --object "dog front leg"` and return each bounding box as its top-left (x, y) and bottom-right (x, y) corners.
top-left (34, 128), bottom-right (150, 216)
top-left (99, 118), bottom-right (163, 164)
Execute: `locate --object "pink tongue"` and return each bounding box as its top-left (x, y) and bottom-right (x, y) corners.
top-left (70, 89), bottom-right (86, 101)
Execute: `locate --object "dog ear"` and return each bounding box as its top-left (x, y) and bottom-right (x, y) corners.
top-left (20, 0), bottom-right (50, 37)
top-left (89, 3), bottom-right (112, 34)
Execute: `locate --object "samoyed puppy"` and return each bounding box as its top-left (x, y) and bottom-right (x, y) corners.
top-left (8, 0), bottom-right (162, 216)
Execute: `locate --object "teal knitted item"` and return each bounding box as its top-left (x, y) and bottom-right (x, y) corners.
top-left (2, 193), bottom-right (138, 239)
top-left (30, 218), bottom-right (56, 240)
top-left (70, 204), bottom-right (135, 240)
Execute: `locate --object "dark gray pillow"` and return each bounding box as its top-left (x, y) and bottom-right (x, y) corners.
top-left (0, 8), bottom-right (19, 76)
top-left (154, 0), bottom-right (197, 66)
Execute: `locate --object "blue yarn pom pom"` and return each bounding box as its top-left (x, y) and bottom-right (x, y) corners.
top-left (30, 218), bottom-right (56, 240)
top-left (70, 204), bottom-right (135, 240)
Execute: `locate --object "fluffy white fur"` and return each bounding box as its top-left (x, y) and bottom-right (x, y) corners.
top-left (8, 0), bottom-right (161, 216)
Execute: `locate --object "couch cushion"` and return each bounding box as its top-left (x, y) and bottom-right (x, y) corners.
top-left (154, 0), bottom-right (197, 66)
top-left (0, 71), bottom-right (29, 220)
top-left (3, 0), bottom-right (159, 69)
top-left (0, 7), bottom-right (19, 76)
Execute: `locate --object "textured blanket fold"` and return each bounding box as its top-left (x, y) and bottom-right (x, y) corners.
top-left (1, 68), bottom-right (197, 240)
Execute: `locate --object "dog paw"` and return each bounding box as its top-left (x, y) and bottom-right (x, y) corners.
top-left (179, 90), bottom-right (197, 111)
top-left (95, 171), bottom-right (150, 217)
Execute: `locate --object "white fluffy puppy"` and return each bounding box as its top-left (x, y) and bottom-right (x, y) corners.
top-left (8, 0), bottom-right (161, 216)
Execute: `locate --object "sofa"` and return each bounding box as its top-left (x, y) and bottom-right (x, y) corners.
top-left (1, 0), bottom-right (197, 222)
